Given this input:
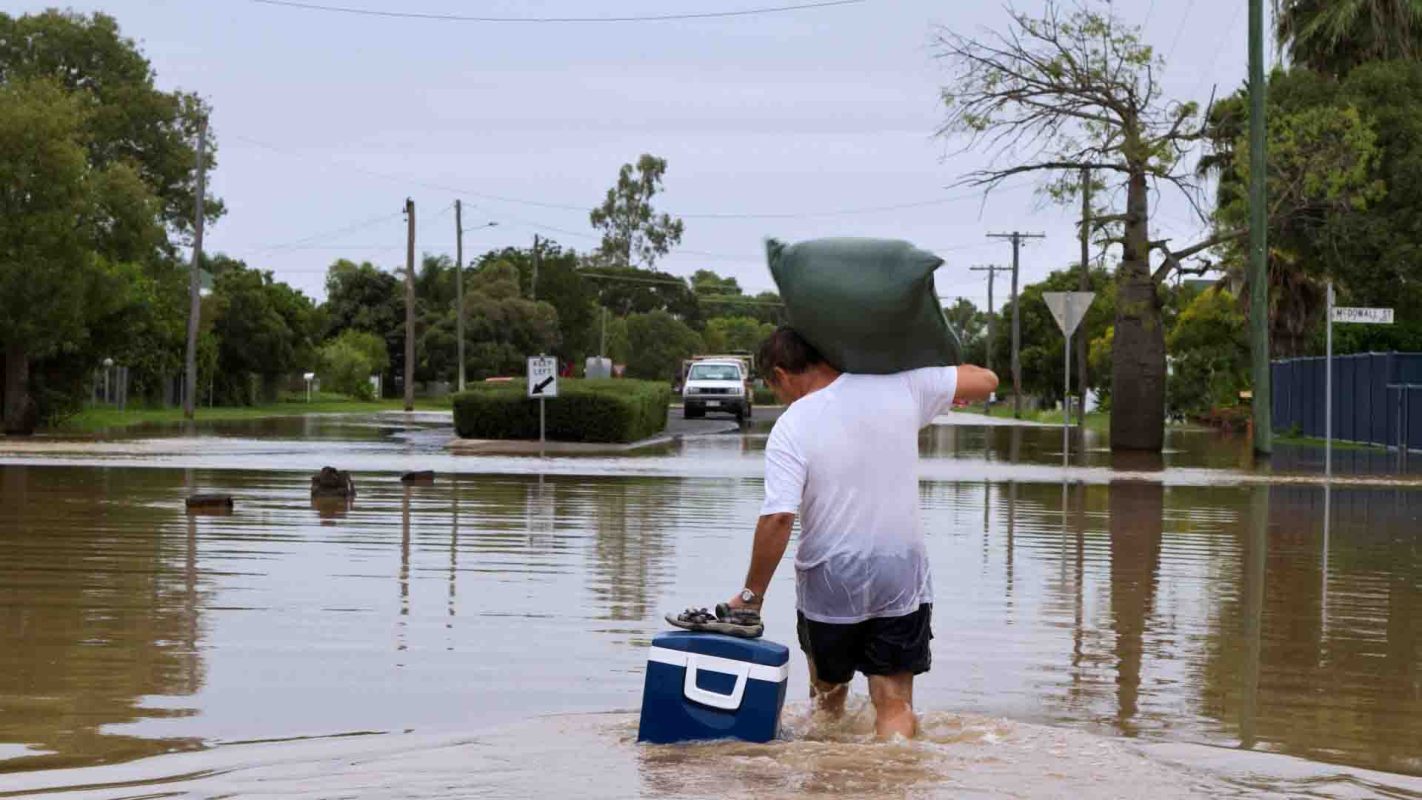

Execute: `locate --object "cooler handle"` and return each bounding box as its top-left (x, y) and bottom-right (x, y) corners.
top-left (682, 654), bottom-right (750, 710)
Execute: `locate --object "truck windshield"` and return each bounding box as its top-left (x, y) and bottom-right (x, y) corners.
top-left (688, 364), bottom-right (740, 381)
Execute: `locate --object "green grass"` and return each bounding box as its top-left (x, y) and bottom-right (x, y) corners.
top-left (966, 402), bottom-right (1111, 431)
top-left (53, 396), bottom-right (453, 434)
top-left (1273, 433), bottom-right (1386, 452)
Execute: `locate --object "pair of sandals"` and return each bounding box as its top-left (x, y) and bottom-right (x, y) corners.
top-left (665, 603), bottom-right (764, 639)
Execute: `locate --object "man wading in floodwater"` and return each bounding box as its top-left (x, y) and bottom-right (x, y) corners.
top-left (726, 327), bottom-right (998, 739)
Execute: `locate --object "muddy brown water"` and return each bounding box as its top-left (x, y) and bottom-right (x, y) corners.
top-left (1, 412), bottom-right (1420, 798)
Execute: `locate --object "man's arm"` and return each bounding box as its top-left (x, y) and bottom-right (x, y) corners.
top-left (954, 364), bottom-right (999, 403)
top-left (729, 512), bottom-right (795, 610)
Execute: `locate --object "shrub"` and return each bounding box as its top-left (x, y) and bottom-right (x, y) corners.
top-left (753, 386), bottom-right (777, 406)
top-left (453, 378), bottom-right (672, 443)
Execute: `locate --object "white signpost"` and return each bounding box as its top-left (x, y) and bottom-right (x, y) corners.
top-left (1324, 283), bottom-right (1392, 477)
top-left (1042, 291), bottom-right (1096, 468)
top-left (527, 355), bottom-right (558, 456)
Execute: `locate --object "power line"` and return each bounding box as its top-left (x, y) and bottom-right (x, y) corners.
top-left (230, 133), bottom-right (1035, 222)
top-left (248, 209), bottom-right (405, 255)
top-left (248, 0), bottom-right (865, 24)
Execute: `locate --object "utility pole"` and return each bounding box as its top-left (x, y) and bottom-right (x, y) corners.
top-left (455, 200), bottom-right (465, 392)
top-left (969, 265), bottom-right (1011, 380)
top-left (531, 234), bottom-right (541, 302)
top-left (403, 197), bottom-right (415, 412)
top-left (183, 115), bottom-right (207, 420)
top-left (988, 231), bottom-right (1045, 418)
top-left (1247, 0), bottom-right (1272, 454)
top-left (1077, 167), bottom-right (1091, 428)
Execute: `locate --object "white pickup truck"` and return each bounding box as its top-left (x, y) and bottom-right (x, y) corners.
top-left (681, 359), bottom-right (752, 421)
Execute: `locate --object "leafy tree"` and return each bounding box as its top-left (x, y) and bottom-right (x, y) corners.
top-left (601, 315), bottom-right (631, 366)
top-left (0, 10), bottom-right (220, 237)
top-left (0, 79), bottom-right (165, 432)
top-left (943, 298), bottom-right (987, 365)
top-left (589, 154), bottom-right (684, 269)
top-left (936, 1), bottom-right (1228, 450)
top-left (1166, 287), bottom-right (1250, 418)
top-left (318, 330), bottom-right (388, 400)
top-left (210, 260), bottom-right (320, 404)
top-left (1, 10), bottom-right (218, 428)
top-left (1278, 0), bottom-right (1422, 77)
top-left (415, 253), bottom-right (457, 310)
top-left (458, 261), bottom-right (559, 380)
top-left (1204, 70), bottom-right (1386, 356)
top-left (1205, 61), bottom-right (1422, 355)
top-left (624, 311), bottom-right (703, 381)
top-left (477, 243), bottom-right (597, 364)
top-left (322, 259), bottom-right (403, 395)
top-left (703, 317), bottom-right (774, 354)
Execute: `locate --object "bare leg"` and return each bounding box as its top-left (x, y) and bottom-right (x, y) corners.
top-left (806, 658), bottom-right (849, 718)
top-left (867, 672), bottom-right (916, 739)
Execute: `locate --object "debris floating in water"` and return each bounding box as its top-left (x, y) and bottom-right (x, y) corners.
top-left (185, 493), bottom-right (233, 513)
top-left (310, 466), bottom-right (356, 498)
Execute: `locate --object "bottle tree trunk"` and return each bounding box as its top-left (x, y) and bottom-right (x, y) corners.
top-left (1110, 170), bottom-right (1166, 452)
top-left (2, 344), bottom-right (37, 436)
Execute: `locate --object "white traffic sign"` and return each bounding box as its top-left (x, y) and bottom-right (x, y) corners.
top-left (527, 356), bottom-right (558, 398)
top-left (1042, 292), bottom-right (1096, 337)
top-left (1331, 307), bottom-right (1393, 324)
top-left (1041, 291), bottom-right (1096, 467)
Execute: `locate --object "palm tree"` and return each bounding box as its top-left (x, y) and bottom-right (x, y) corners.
top-left (1278, 0), bottom-right (1422, 75)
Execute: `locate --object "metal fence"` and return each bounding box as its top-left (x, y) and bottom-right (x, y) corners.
top-left (1271, 352), bottom-right (1422, 451)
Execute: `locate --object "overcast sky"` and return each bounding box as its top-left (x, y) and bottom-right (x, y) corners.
top-left (13, 0), bottom-right (1266, 306)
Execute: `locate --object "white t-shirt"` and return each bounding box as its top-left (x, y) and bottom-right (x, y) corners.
top-left (760, 367), bottom-right (959, 624)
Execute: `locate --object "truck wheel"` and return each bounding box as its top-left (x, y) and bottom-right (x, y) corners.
top-left (684, 404), bottom-right (703, 419)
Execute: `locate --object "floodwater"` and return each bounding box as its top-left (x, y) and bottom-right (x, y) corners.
top-left (1, 412), bottom-right (1420, 798)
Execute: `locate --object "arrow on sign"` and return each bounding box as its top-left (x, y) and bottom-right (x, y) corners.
top-left (531, 376), bottom-right (554, 395)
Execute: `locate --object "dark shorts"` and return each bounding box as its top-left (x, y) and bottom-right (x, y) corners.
top-left (796, 603), bottom-right (933, 685)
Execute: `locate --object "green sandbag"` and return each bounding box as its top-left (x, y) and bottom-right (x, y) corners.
top-left (767, 237), bottom-right (962, 374)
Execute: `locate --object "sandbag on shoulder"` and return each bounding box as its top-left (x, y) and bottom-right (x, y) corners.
top-left (767, 237), bottom-right (963, 374)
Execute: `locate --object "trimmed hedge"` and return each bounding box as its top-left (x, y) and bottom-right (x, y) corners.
top-left (453, 379), bottom-right (673, 443)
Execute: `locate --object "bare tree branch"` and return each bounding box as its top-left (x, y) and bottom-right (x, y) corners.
top-left (1150, 230), bottom-right (1245, 283)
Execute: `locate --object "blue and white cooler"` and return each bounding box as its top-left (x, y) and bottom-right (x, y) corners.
top-left (637, 631), bottom-right (790, 744)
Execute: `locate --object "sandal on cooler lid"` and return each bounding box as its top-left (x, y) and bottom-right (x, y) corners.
top-left (664, 606), bottom-right (764, 639)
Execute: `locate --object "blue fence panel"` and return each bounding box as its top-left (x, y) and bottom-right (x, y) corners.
top-left (1339, 356), bottom-right (1356, 442)
top-left (1271, 352), bottom-right (1422, 449)
top-left (1368, 354), bottom-right (1388, 445)
top-left (1409, 387), bottom-right (1422, 451)
top-left (1271, 361), bottom-right (1289, 429)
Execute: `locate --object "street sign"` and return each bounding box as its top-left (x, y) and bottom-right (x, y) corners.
top-left (1331, 307), bottom-right (1394, 324)
top-left (1042, 291), bottom-right (1096, 337)
top-left (527, 356), bottom-right (558, 398)
top-left (1041, 291), bottom-right (1096, 468)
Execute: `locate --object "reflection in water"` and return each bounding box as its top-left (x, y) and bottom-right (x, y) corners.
top-left (1107, 479), bottom-right (1163, 734)
top-left (1199, 483), bottom-right (1422, 776)
top-left (585, 479), bottom-right (680, 625)
top-left (1, 458), bottom-right (1421, 791)
top-left (0, 466), bottom-right (207, 772)
top-left (310, 496), bottom-right (352, 521)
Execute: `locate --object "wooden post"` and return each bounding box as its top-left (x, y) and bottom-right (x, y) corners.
top-left (988, 232), bottom-right (1044, 418)
top-left (455, 199), bottom-right (465, 392)
top-left (404, 197), bottom-right (416, 412)
top-left (1077, 167), bottom-right (1091, 427)
top-left (1248, 0), bottom-right (1272, 453)
top-left (531, 234), bottom-right (541, 302)
top-left (183, 115), bottom-right (207, 420)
